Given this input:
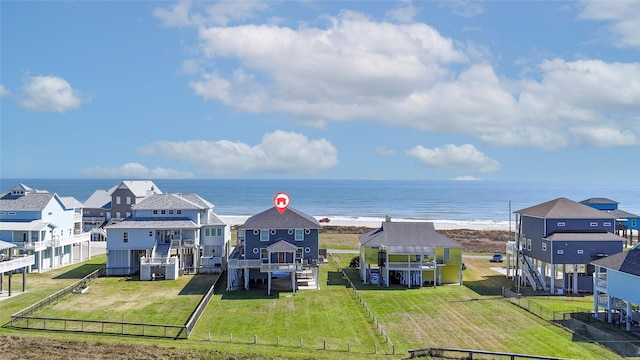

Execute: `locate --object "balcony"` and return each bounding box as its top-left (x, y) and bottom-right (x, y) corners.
top-left (260, 262), bottom-right (305, 272)
top-left (227, 259), bottom-right (262, 269)
top-left (386, 261), bottom-right (436, 271)
top-left (140, 256), bottom-right (176, 265)
top-left (0, 255), bottom-right (35, 273)
top-left (594, 273), bottom-right (607, 291)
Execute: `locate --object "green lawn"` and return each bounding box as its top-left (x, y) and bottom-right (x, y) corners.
top-left (0, 244), bottom-right (633, 359)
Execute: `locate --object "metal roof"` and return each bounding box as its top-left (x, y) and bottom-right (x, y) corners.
top-left (0, 240), bottom-right (17, 250)
top-left (83, 186), bottom-right (117, 208)
top-left (359, 221), bottom-right (462, 250)
top-left (514, 197), bottom-right (616, 219)
top-left (0, 220), bottom-right (56, 231)
top-left (591, 248), bottom-right (640, 277)
top-left (239, 207), bottom-right (322, 230)
top-left (118, 181), bottom-right (162, 197)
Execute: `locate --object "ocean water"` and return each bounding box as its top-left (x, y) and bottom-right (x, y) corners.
top-left (1, 179), bottom-right (638, 229)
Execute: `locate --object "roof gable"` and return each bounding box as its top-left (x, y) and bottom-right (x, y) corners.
top-left (266, 240), bottom-right (299, 252)
top-left (132, 193), bottom-right (206, 211)
top-left (592, 248), bottom-right (640, 277)
top-left (515, 198), bottom-right (616, 219)
top-left (240, 207), bottom-right (321, 230)
top-left (119, 181), bottom-right (162, 197)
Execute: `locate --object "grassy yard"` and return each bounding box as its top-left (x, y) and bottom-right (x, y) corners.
top-left (0, 239), bottom-right (635, 359)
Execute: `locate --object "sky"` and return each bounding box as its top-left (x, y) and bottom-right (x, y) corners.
top-left (1, 0), bottom-right (639, 182)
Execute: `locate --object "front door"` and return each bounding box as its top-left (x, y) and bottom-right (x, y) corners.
top-left (278, 252), bottom-right (286, 263)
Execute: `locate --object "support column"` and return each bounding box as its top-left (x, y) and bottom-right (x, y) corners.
top-left (22, 269), bottom-right (27, 292)
top-left (627, 301), bottom-right (632, 331)
top-left (0, 271), bottom-right (3, 292)
top-left (244, 270), bottom-right (249, 290)
top-left (573, 265), bottom-right (578, 294)
top-left (8, 272), bottom-right (12, 296)
top-left (607, 296), bottom-right (613, 323)
top-left (291, 271), bottom-right (295, 293)
top-left (268, 273), bottom-right (272, 296)
top-left (550, 263), bottom-right (556, 294)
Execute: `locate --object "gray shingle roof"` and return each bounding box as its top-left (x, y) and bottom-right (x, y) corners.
top-left (239, 207), bottom-right (322, 230)
top-left (132, 193), bottom-right (207, 211)
top-left (580, 198), bottom-right (619, 205)
top-left (591, 248), bottom-right (640, 277)
top-left (515, 198), bottom-right (616, 219)
top-left (0, 192), bottom-right (55, 211)
top-left (359, 221), bottom-right (462, 250)
top-left (606, 209), bottom-right (640, 219)
top-left (60, 196), bottom-right (84, 209)
top-left (84, 186), bottom-right (117, 208)
top-left (266, 240), bottom-right (299, 252)
top-left (106, 218), bottom-right (198, 229)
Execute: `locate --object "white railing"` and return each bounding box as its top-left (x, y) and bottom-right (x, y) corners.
top-left (140, 256), bottom-right (176, 265)
top-left (0, 255), bottom-right (35, 273)
top-left (170, 239), bottom-right (196, 248)
top-left (227, 259), bottom-right (262, 269)
top-left (506, 241), bottom-right (517, 255)
top-left (260, 263), bottom-right (305, 272)
top-left (594, 274), bottom-right (607, 290)
top-left (386, 262), bottom-right (436, 270)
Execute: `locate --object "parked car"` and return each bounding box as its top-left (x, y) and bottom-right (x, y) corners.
top-left (490, 253), bottom-right (503, 263)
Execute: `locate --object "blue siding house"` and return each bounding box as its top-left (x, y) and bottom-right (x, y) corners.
top-left (580, 198), bottom-right (640, 244)
top-left (106, 192), bottom-right (229, 280)
top-left (0, 184), bottom-right (90, 272)
top-left (592, 245), bottom-right (640, 331)
top-left (513, 198), bottom-right (624, 294)
top-left (227, 206), bottom-right (322, 295)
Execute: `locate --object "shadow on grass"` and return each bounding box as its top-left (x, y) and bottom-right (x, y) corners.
top-left (326, 271), bottom-right (350, 287)
top-left (53, 263), bottom-right (104, 279)
top-left (178, 274), bottom-right (217, 296)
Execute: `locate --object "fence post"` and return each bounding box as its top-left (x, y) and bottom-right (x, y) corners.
top-left (208, 332), bottom-right (210, 341)
top-left (392, 344), bottom-right (395, 355)
top-left (374, 343), bottom-right (377, 354)
top-left (348, 341), bottom-right (350, 352)
top-left (230, 333), bottom-right (233, 342)
top-left (300, 338), bottom-right (303, 347)
top-left (323, 339), bottom-right (326, 350)
top-left (277, 336), bottom-right (279, 345)
top-left (254, 334), bottom-right (257, 344)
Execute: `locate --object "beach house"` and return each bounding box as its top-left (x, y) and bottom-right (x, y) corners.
top-left (580, 198), bottom-right (640, 244)
top-left (227, 206), bottom-right (322, 295)
top-left (0, 183), bottom-right (91, 272)
top-left (511, 198), bottom-right (625, 294)
top-left (358, 220), bottom-right (463, 287)
top-left (83, 181), bottom-right (161, 241)
top-left (592, 245), bottom-right (640, 331)
top-left (105, 192), bottom-right (229, 280)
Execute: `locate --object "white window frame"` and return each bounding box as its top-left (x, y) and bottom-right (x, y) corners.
top-left (527, 239), bottom-right (531, 251)
top-left (443, 248), bottom-right (450, 261)
top-left (577, 249), bottom-right (584, 254)
top-left (123, 232), bottom-right (128, 243)
top-left (116, 196), bottom-right (121, 205)
top-left (557, 249), bottom-right (564, 254)
top-left (126, 196), bottom-right (131, 205)
top-left (260, 229), bottom-right (269, 241)
top-left (557, 222), bottom-right (565, 227)
top-left (590, 222), bottom-right (598, 227)
top-left (260, 248), bottom-right (268, 260)
top-left (542, 243), bottom-right (547, 251)
top-left (603, 222), bottom-right (612, 227)
top-left (295, 229), bottom-right (304, 241)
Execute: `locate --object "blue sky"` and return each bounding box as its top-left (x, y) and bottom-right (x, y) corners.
top-left (1, 1), bottom-right (639, 181)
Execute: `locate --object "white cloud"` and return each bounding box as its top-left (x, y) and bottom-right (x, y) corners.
top-left (438, 0), bottom-right (484, 18)
top-left (452, 175), bottom-right (480, 181)
top-left (20, 75), bottom-right (86, 112)
top-left (386, 0), bottom-right (419, 23)
top-left (406, 144), bottom-right (500, 173)
top-left (168, 6), bottom-right (640, 150)
top-left (375, 146), bottom-right (396, 156)
top-left (137, 130), bottom-right (338, 177)
top-left (0, 84), bottom-right (9, 97)
top-left (154, 0), bottom-right (268, 28)
top-left (570, 127), bottom-right (638, 147)
top-left (79, 162), bottom-right (194, 179)
top-left (578, 0), bottom-right (640, 48)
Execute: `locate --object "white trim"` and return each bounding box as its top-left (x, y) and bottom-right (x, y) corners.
top-left (270, 229), bottom-right (276, 235)
top-left (252, 247), bottom-right (259, 254)
top-left (288, 229), bottom-right (294, 235)
top-left (304, 247), bottom-right (311, 254)
top-left (305, 229), bottom-right (310, 235)
top-left (253, 230), bottom-right (259, 235)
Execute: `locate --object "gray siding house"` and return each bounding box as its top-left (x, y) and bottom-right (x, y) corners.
top-left (511, 197), bottom-right (624, 294)
top-left (227, 206), bottom-right (322, 295)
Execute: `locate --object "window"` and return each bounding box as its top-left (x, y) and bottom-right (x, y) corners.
top-left (295, 229), bottom-right (304, 241)
top-left (0, 212), bottom-right (4, 215)
top-left (557, 222), bottom-right (565, 227)
top-left (205, 228), bottom-right (210, 236)
top-left (260, 248), bottom-right (268, 260)
top-left (542, 243), bottom-right (547, 251)
top-left (217, 228), bottom-right (222, 236)
top-left (116, 212), bottom-right (121, 218)
top-left (125, 212), bottom-right (130, 218)
top-left (527, 239), bottom-right (531, 251)
top-left (161, 210), bottom-right (166, 215)
top-left (557, 249), bottom-right (564, 254)
top-left (443, 248), bottom-right (450, 261)
top-left (149, 231), bottom-right (153, 237)
top-left (577, 249), bottom-right (584, 254)
top-left (177, 210), bottom-right (182, 214)
top-left (116, 196), bottom-right (121, 205)
top-left (48, 212), bottom-right (52, 216)
top-left (126, 196), bottom-right (131, 205)
top-left (153, 210), bottom-right (158, 215)
top-left (123, 232), bottom-right (128, 243)
top-left (603, 222), bottom-right (612, 227)
top-left (8, 212), bottom-right (16, 215)
top-left (260, 229), bottom-right (269, 241)
top-left (590, 222), bottom-right (598, 227)
top-left (169, 210), bottom-right (174, 214)
top-left (296, 248), bottom-right (303, 260)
